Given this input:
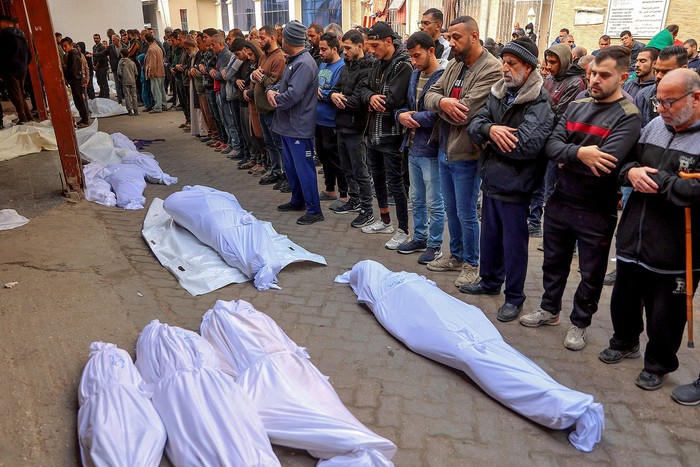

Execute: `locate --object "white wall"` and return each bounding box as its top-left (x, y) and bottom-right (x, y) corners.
top-left (48, 0), bottom-right (144, 47)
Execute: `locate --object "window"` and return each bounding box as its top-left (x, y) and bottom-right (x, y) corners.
top-left (233, 0), bottom-right (256, 31)
top-left (301, 0), bottom-right (342, 28)
top-left (180, 9), bottom-right (188, 32)
top-left (263, 0), bottom-right (289, 26)
top-left (221, 2), bottom-right (230, 31)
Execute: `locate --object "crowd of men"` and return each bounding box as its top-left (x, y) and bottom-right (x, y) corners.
top-left (2, 11), bottom-right (700, 406)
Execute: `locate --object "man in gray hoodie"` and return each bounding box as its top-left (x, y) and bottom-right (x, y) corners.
top-left (267, 21), bottom-right (323, 225)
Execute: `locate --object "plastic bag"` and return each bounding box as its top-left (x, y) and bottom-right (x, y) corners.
top-left (135, 320), bottom-right (280, 467)
top-left (105, 164), bottom-right (147, 210)
top-left (336, 260), bottom-right (605, 452)
top-left (200, 300), bottom-right (397, 465)
top-left (77, 342), bottom-right (166, 467)
top-left (163, 185), bottom-right (282, 290)
top-left (0, 209), bottom-right (29, 230)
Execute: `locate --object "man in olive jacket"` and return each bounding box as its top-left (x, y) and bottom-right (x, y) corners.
top-left (463, 37), bottom-right (556, 323)
top-left (423, 15), bottom-right (502, 287)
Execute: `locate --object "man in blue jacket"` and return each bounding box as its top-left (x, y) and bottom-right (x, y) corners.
top-left (267, 21), bottom-right (323, 225)
top-left (394, 32), bottom-right (446, 264)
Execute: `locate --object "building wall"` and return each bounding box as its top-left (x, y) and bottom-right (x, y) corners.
top-left (549, 0), bottom-right (700, 52)
top-left (48, 0), bottom-right (144, 46)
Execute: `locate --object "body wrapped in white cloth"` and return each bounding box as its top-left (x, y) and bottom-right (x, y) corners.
top-left (77, 342), bottom-right (166, 467)
top-left (163, 185), bottom-right (282, 290)
top-left (135, 320), bottom-right (280, 466)
top-left (335, 260), bottom-right (605, 452)
top-left (200, 299), bottom-right (397, 466)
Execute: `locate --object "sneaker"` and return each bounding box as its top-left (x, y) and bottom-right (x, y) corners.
top-left (635, 370), bottom-right (666, 391)
top-left (351, 210), bottom-right (374, 228)
top-left (277, 202), bottom-right (305, 212)
top-left (273, 178), bottom-right (286, 190)
top-left (328, 199), bottom-right (347, 211)
top-left (259, 174), bottom-right (280, 185)
top-left (427, 255), bottom-right (463, 272)
top-left (564, 326), bottom-right (587, 351)
top-left (385, 229), bottom-right (409, 250)
top-left (279, 181), bottom-right (292, 193)
top-left (598, 345), bottom-right (641, 364)
top-left (334, 200), bottom-right (361, 214)
top-left (361, 220), bottom-right (394, 234)
top-left (528, 223), bottom-right (542, 238)
top-left (297, 212), bottom-right (324, 225)
top-left (319, 191), bottom-right (338, 201)
top-left (397, 239), bottom-right (427, 254)
top-left (603, 269), bottom-right (616, 286)
top-left (519, 308), bottom-right (560, 327)
top-left (459, 283), bottom-right (501, 295)
top-left (497, 303), bottom-right (523, 322)
top-left (454, 263), bottom-right (479, 288)
top-left (418, 247), bottom-right (442, 265)
top-left (221, 146), bottom-right (235, 155)
top-left (671, 377), bottom-right (700, 405)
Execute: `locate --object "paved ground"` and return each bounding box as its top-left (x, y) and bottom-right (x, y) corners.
top-left (1, 108), bottom-right (699, 466)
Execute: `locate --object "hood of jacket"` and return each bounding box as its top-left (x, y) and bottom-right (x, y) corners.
top-left (491, 67), bottom-right (544, 105)
top-left (546, 43), bottom-right (573, 79)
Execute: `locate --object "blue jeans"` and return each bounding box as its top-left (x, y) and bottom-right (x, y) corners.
top-left (408, 153), bottom-right (444, 248)
top-left (438, 150), bottom-right (480, 266)
top-left (219, 97), bottom-right (242, 149)
top-left (259, 113), bottom-right (284, 176)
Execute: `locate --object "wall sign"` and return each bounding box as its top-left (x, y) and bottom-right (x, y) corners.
top-left (605, 0), bottom-right (670, 38)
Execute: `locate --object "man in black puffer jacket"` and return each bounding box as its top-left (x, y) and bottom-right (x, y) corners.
top-left (356, 22), bottom-right (413, 250)
top-left (330, 29), bottom-right (376, 228)
top-left (464, 37), bottom-right (556, 322)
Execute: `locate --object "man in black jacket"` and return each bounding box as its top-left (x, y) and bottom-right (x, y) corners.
top-left (519, 46), bottom-right (641, 351)
top-left (0, 15), bottom-right (32, 124)
top-left (599, 69), bottom-right (700, 393)
top-left (463, 37), bottom-right (556, 322)
top-left (357, 22), bottom-right (413, 250)
top-left (90, 33), bottom-right (110, 98)
top-left (108, 34), bottom-right (124, 104)
top-left (330, 29), bottom-right (375, 228)
top-left (60, 37), bottom-right (90, 127)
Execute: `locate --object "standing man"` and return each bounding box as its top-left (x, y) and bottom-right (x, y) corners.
top-left (423, 16), bottom-right (502, 285)
top-left (108, 34), bottom-right (124, 104)
top-left (172, 31), bottom-right (191, 128)
top-left (267, 20), bottom-right (323, 225)
top-left (622, 47), bottom-right (658, 98)
top-left (620, 30), bottom-right (646, 73)
top-left (551, 28), bottom-right (569, 47)
top-left (252, 25), bottom-right (286, 186)
top-left (592, 35), bottom-right (611, 56)
top-left (307, 23), bottom-right (323, 65)
top-left (463, 37), bottom-right (556, 322)
top-left (635, 45), bottom-right (688, 127)
top-left (356, 21), bottom-right (413, 250)
top-left (419, 8), bottom-right (451, 60)
top-left (0, 15), bottom-right (32, 124)
top-left (61, 37), bottom-right (90, 127)
top-left (90, 33), bottom-right (110, 98)
top-left (329, 29), bottom-right (376, 229)
top-left (599, 69), bottom-right (700, 392)
top-left (519, 46), bottom-right (641, 351)
top-left (145, 33), bottom-right (167, 112)
top-left (394, 31), bottom-right (446, 264)
top-left (684, 39), bottom-right (699, 70)
top-left (315, 32), bottom-right (347, 204)
top-left (200, 28), bottom-right (224, 145)
top-left (528, 43), bottom-right (586, 237)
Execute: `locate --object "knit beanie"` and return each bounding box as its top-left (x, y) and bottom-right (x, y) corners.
top-left (501, 37), bottom-right (539, 68)
top-left (283, 20), bottom-right (307, 47)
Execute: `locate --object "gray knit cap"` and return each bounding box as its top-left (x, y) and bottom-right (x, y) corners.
top-left (501, 37), bottom-right (539, 68)
top-left (283, 20), bottom-right (307, 47)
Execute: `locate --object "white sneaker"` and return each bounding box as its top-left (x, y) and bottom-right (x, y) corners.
top-left (564, 326), bottom-right (587, 351)
top-left (519, 308), bottom-right (560, 327)
top-left (454, 263), bottom-right (479, 287)
top-left (385, 229), bottom-right (409, 250)
top-left (361, 220), bottom-right (394, 234)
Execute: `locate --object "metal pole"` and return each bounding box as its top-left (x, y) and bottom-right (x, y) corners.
top-left (20, 0), bottom-right (84, 197)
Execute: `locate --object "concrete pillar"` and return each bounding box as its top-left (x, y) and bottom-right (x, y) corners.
top-left (255, 0), bottom-right (263, 28)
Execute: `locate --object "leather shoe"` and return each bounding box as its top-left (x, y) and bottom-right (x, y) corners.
top-left (497, 303), bottom-right (522, 322)
top-left (277, 202), bottom-right (305, 212)
top-left (459, 283), bottom-right (500, 295)
top-left (297, 212), bottom-right (324, 225)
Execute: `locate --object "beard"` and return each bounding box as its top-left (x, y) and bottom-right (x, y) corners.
top-left (504, 69), bottom-right (527, 89)
top-left (453, 50), bottom-right (467, 62)
top-left (261, 41), bottom-right (270, 52)
top-left (661, 102), bottom-right (695, 127)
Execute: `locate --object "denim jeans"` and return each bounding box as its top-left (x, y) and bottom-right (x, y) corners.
top-left (219, 97), bottom-right (242, 150)
top-left (259, 112), bottom-right (284, 176)
top-left (408, 153), bottom-right (444, 248)
top-left (438, 150), bottom-right (480, 266)
top-left (205, 89), bottom-right (225, 140)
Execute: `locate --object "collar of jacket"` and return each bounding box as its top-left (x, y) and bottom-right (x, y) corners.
top-left (491, 67), bottom-right (543, 104)
top-left (286, 48), bottom-right (308, 63)
top-left (265, 47), bottom-right (283, 58)
top-left (665, 118), bottom-right (700, 135)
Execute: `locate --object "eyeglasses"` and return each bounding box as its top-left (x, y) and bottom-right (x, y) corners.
top-left (417, 20), bottom-right (438, 27)
top-left (651, 91), bottom-right (695, 110)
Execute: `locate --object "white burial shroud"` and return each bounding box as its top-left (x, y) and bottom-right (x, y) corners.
top-left (200, 299), bottom-right (397, 466)
top-left (135, 320), bottom-right (280, 467)
top-left (163, 185), bottom-right (282, 291)
top-left (335, 260), bottom-right (605, 453)
top-left (77, 342), bottom-right (166, 467)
